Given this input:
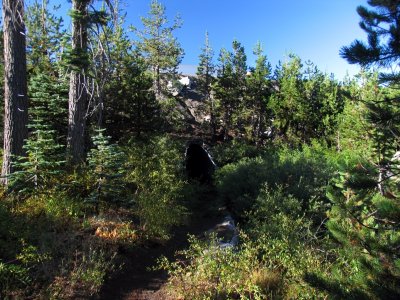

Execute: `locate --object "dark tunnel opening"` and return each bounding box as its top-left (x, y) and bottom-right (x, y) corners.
top-left (185, 143), bottom-right (215, 183)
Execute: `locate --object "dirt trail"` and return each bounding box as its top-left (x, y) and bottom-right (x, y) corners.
top-left (98, 194), bottom-right (223, 300)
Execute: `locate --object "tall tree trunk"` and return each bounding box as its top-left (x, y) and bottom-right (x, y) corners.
top-left (67, 0), bottom-right (89, 164)
top-left (1, 0), bottom-right (28, 185)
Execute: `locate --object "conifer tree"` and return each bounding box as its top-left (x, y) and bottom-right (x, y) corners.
top-left (0, 27), bottom-right (4, 140)
top-left (67, 0), bottom-right (90, 164)
top-left (301, 62), bottom-right (344, 144)
top-left (213, 48), bottom-right (235, 140)
top-left (269, 54), bottom-right (303, 143)
top-left (232, 40), bottom-right (247, 87)
top-left (105, 50), bottom-right (159, 138)
top-left (1, 0), bottom-right (29, 185)
top-left (30, 73), bottom-right (68, 143)
top-left (9, 125), bottom-right (64, 194)
top-left (86, 1), bottom-right (122, 128)
top-left (321, 1), bottom-right (400, 297)
top-left (245, 42), bottom-right (272, 144)
top-left (197, 31), bottom-right (216, 136)
top-left (341, 0), bottom-right (400, 182)
top-left (87, 128), bottom-right (125, 210)
top-left (25, 0), bottom-right (68, 141)
top-left (213, 40), bottom-right (248, 140)
top-left (269, 55), bottom-right (343, 145)
top-left (26, 0), bottom-right (65, 75)
top-left (337, 72), bottom-right (374, 152)
top-left (8, 74), bottom-right (65, 194)
top-left (340, 0), bottom-right (400, 85)
top-left (231, 40), bottom-right (247, 134)
top-left (97, 8), bottom-right (160, 138)
top-left (136, 0), bottom-right (184, 100)
top-left (340, 0), bottom-right (400, 214)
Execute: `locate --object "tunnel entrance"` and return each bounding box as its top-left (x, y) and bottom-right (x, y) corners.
top-left (185, 142), bottom-right (216, 183)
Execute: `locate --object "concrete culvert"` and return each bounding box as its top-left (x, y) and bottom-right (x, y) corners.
top-left (185, 141), bottom-right (216, 183)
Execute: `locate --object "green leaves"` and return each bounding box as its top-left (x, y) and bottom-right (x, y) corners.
top-left (125, 136), bottom-right (187, 240)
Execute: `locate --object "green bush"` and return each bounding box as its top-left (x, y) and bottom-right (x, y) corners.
top-left (160, 231), bottom-right (331, 299)
top-left (159, 234), bottom-right (284, 300)
top-left (70, 248), bottom-right (116, 297)
top-left (215, 156), bottom-right (271, 216)
top-left (212, 139), bottom-right (265, 166)
top-left (209, 143), bottom-right (376, 298)
top-left (215, 144), bottom-right (337, 220)
top-left (0, 212), bottom-right (51, 299)
top-left (126, 135), bottom-right (188, 240)
top-left (0, 262), bottom-right (31, 297)
top-left (246, 185), bottom-right (304, 239)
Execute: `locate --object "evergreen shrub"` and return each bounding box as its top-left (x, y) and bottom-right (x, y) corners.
top-left (86, 129), bottom-right (126, 209)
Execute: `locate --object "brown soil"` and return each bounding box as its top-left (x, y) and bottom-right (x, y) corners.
top-left (97, 193), bottom-right (223, 300)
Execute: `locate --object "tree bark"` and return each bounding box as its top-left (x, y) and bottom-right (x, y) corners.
top-left (67, 0), bottom-right (89, 164)
top-left (1, 0), bottom-right (28, 185)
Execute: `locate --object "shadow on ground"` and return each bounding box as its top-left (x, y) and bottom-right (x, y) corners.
top-left (97, 188), bottom-right (222, 300)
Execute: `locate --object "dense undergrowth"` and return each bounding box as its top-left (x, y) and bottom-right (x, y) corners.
top-left (160, 141), bottom-right (400, 299)
top-left (0, 134), bottom-right (190, 299)
top-left (1, 134), bottom-right (399, 299)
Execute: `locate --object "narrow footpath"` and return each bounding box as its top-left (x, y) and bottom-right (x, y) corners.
top-left (98, 191), bottom-right (224, 300)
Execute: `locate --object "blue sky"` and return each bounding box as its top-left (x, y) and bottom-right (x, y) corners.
top-left (38, 0), bottom-right (368, 80)
top-left (124, 0), bottom-right (369, 79)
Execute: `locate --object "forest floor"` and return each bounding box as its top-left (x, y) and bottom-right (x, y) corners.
top-left (98, 188), bottom-right (224, 300)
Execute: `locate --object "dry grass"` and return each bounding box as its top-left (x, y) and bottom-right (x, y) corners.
top-left (249, 268), bottom-right (282, 294)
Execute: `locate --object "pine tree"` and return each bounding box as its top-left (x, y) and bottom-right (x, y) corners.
top-left (29, 73), bottom-right (68, 144)
top-left (25, 1), bottom-right (68, 141)
top-left (231, 40), bottom-right (248, 134)
top-left (86, 1), bottom-right (119, 128)
top-left (213, 48), bottom-right (235, 140)
top-left (340, 1), bottom-right (400, 169)
top-left (340, 0), bottom-right (400, 85)
top-left (301, 62), bottom-right (344, 144)
top-left (269, 55), bottom-right (343, 145)
top-left (8, 74), bottom-right (65, 194)
top-left (67, 0), bottom-right (90, 164)
top-left (87, 128), bottom-right (125, 210)
top-left (84, 3), bottom-right (160, 138)
top-left (340, 0), bottom-right (400, 221)
top-left (136, 0), bottom-right (184, 100)
top-left (197, 31), bottom-right (216, 136)
top-left (269, 54), bottom-right (303, 144)
top-left (245, 42), bottom-right (272, 144)
top-left (322, 1), bottom-right (400, 297)
top-left (0, 27), bottom-right (4, 141)
top-left (26, 0), bottom-right (65, 75)
top-left (336, 73), bottom-right (373, 152)
top-left (8, 125), bottom-right (64, 194)
top-left (1, 0), bottom-right (29, 185)
top-left (104, 48), bottom-right (160, 138)
top-left (213, 40), bottom-right (248, 140)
